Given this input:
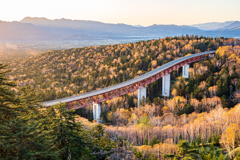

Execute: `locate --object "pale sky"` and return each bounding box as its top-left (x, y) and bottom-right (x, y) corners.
top-left (1, 0), bottom-right (240, 26)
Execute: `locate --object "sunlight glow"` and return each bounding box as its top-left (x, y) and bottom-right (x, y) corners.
top-left (0, 0), bottom-right (240, 26)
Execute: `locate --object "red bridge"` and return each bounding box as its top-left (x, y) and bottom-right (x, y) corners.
top-left (42, 51), bottom-right (215, 120)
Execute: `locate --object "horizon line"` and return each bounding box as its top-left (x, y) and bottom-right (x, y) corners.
top-left (1, 16), bottom-right (239, 27)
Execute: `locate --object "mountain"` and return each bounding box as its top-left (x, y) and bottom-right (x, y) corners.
top-left (133, 25), bottom-right (144, 27)
top-left (20, 17), bottom-right (118, 29)
top-left (0, 17), bottom-right (202, 46)
top-left (219, 21), bottom-right (240, 30)
top-left (0, 20), bottom-right (59, 41)
top-left (1, 17), bottom-right (240, 53)
top-left (191, 21), bottom-right (234, 30)
top-left (20, 17), bottom-right (201, 36)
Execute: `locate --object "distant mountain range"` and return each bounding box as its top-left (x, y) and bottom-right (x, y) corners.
top-left (0, 17), bottom-right (202, 42)
top-left (0, 17), bottom-right (240, 51)
top-left (190, 21), bottom-right (234, 30)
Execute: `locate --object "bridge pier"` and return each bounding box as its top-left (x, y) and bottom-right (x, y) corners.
top-left (93, 103), bottom-right (101, 120)
top-left (182, 64), bottom-right (189, 78)
top-left (162, 74), bottom-right (170, 97)
top-left (138, 87), bottom-right (146, 106)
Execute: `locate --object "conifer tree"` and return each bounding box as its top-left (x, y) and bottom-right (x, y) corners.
top-left (150, 137), bottom-right (157, 147)
top-left (46, 103), bottom-right (93, 159)
top-left (0, 117), bottom-right (52, 159)
top-left (197, 134), bottom-right (201, 145)
top-left (212, 155), bottom-right (216, 160)
top-left (200, 146), bottom-right (205, 158)
top-left (0, 64), bottom-right (20, 121)
top-left (0, 64), bottom-right (20, 157)
top-left (214, 133), bottom-right (220, 146)
top-left (0, 70), bottom-right (52, 159)
top-left (144, 136), bottom-right (148, 145)
top-left (179, 133), bottom-right (183, 140)
top-left (208, 136), bottom-right (212, 143)
top-left (218, 153), bottom-right (224, 160)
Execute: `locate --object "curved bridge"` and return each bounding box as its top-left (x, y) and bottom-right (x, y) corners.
top-left (42, 51), bottom-right (215, 111)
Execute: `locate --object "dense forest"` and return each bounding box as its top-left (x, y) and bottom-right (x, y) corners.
top-left (1, 36), bottom-right (240, 159)
top-left (8, 36), bottom-right (239, 101)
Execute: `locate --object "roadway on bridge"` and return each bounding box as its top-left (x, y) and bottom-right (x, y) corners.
top-left (42, 50), bottom-right (215, 107)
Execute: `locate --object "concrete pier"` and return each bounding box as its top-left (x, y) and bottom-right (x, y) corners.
top-left (93, 103), bottom-right (101, 120)
top-left (162, 74), bottom-right (170, 97)
top-left (138, 87), bottom-right (146, 106)
top-left (182, 64), bottom-right (189, 78)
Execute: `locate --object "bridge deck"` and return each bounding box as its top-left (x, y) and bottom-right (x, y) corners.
top-left (42, 51), bottom-right (215, 107)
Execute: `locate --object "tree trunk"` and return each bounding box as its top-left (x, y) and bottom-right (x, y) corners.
top-left (116, 123), bottom-right (119, 160)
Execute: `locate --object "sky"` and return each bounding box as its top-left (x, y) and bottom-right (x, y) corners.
top-left (1, 0), bottom-right (240, 26)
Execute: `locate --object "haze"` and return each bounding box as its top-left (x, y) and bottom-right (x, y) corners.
top-left (1, 0), bottom-right (240, 26)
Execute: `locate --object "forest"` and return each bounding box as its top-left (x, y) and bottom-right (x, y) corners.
top-left (1, 35), bottom-right (240, 159)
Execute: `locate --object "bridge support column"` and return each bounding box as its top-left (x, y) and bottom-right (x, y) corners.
top-left (182, 64), bottom-right (189, 78)
top-left (93, 103), bottom-right (101, 120)
top-left (162, 74), bottom-right (170, 97)
top-left (138, 87), bottom-right (146, 106)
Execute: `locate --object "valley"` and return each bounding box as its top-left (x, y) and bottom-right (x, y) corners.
top-left (2, 35), bottom-right (240, 159)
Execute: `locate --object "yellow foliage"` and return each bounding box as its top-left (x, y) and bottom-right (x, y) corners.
top-left (216, 46), bottom-right (233, 57)
top-left (184, 53), bottom-right (192, 57)
top-left (221, 123), bottom-right (239, 159)
top-left (137, 70), bottom-right (143, 75)
top-left (151, 60), bottom-right (157, 68)
top-left (162, 124), bottom-right (173, 131)
top-left (162, 106), bottom-right (170, 114)
top-left (139, 145), bottom-right (152, 151)
top-left (171, 88), bottom-right (177, 97)
top-left (228, 53), bottom-right (240, 63)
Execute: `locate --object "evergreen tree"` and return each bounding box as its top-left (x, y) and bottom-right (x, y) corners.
top-left (144, 136), bottom-right (148, 145)
top-left (237, 78), bottom-right (240, 90)
top-left (47, 103), bottom-right (93, 159)
top-left (91, 123), bottom-right (105, 140)
top-left (210, 144), bottom-right (214, 151)
top-left (197, 134), bottom-right (201, 145)
top-left (135, 151), bottom-right (143, 159)
top-left (208, 136), bottom-right (212, 143)
top-left (214, 134), bottom-right (220, 146)
top-left (179, 133), bottom-right (183, 140)
top-left (207, 153), bottom-right (212, 160)
top-left (0, 64), bottom-right (20, 121)
top-left (212, 155), bottom-right (216, 160)
top-left (218, 153), bottom-right (224, 160)
top-left (150, 137), bottom-right (157, 147)
top-left (148, 153), bottom-right (156, 160)
top-left (0, 73), bottom-right (52, 159)
top-left (0, 116), bottom-right (52, 159)
top-left (200, 146), bottom-right (205, 158)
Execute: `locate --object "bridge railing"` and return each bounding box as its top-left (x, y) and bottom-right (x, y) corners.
top-left (42, 50), bottom-right (215, 108)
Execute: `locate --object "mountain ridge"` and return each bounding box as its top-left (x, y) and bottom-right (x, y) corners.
top-left (1, 17), bottom-right (202, 42)
top-left (1, 17), bottom-right (240, 53)
top-left (218, 21), bottom-right (240, 30)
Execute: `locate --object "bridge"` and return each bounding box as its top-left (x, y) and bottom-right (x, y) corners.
top-left (42, 51), bottom-right (215, 120)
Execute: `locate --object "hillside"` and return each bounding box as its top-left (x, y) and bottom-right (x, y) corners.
top-left (2, 36), bottom-right (240, 159)
top-left (8, 36), bottom-right (239, 102)
top-left (0, 36), bottom-right (240, 159)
